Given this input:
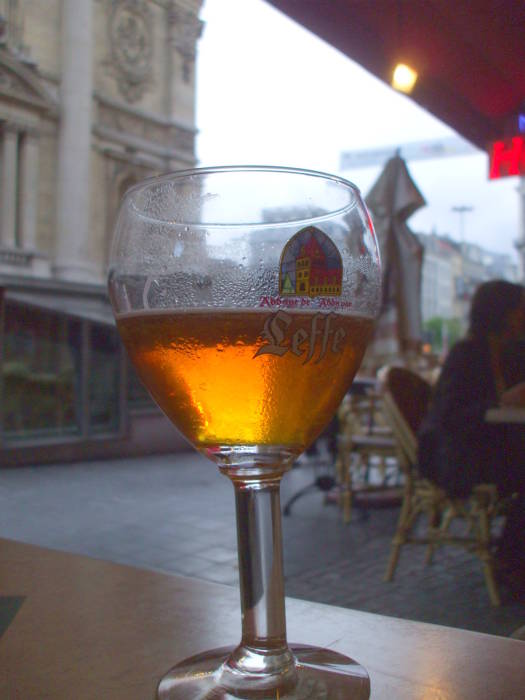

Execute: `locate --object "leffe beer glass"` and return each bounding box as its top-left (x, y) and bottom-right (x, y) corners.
top-left (108, 166), bottom-right (381, 699)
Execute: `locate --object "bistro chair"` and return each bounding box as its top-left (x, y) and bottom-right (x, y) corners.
top-left (336, 389), bottom-right (399, 524)
top-left (382, 366), bottom-right (506, 606)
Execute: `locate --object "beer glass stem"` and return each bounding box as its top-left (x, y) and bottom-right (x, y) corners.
top-left (220, 472), bottom-right (297, 692)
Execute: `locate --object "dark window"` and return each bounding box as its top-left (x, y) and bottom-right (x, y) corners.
top-left (89, 324), bottom-right (121, 434)
top-left (3, 303), bottom-right (82, 441)
top-left (127, 362), bottom-right (156, 412)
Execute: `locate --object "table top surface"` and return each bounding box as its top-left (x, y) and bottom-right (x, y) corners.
top-left (1, 538), bottom-right (524, 699)
top-left (485, 406), bottom-right (525, 423)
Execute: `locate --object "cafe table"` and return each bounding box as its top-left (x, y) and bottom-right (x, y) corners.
top-left (485, 406), bottom-right (525, 424)
top-left (0, 537), bottom-right (523, 699)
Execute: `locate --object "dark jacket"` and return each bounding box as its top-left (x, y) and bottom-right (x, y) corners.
top-left (418, 337), bottom-right (524, 497)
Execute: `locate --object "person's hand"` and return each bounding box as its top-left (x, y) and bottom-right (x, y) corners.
top-left (501, 381), bottom-right (525, 407)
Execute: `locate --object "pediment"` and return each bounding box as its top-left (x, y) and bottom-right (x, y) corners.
top-left (0, 49), bottom-right (57, 115)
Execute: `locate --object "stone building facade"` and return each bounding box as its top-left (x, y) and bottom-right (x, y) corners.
top-left (0, 0), bottom-right (203, 465)
top-left (0, 0), bottom-right (203, 282)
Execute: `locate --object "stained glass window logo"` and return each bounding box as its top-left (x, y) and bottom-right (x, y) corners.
top-left (279, 226), bottom-right (342, 298)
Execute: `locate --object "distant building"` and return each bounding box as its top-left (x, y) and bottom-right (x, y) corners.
top-left (0, 0), bottom-right (203, 465)
top-left (482, 248), bottom-right (520, 283)
top-left (418, 233), bottom-right (459, 321)
top-left (418, 231), bottom-right (520, 330)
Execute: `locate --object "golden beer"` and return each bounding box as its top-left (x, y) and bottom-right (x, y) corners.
top-left (118, 308), bottom-right (373, 455)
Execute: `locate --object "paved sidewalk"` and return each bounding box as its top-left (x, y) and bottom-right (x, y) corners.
top-left (0, 451), bottom-right (523, 638)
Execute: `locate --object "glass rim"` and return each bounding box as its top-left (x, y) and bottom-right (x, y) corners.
top-left (121, 164), bottom-right (364, 228)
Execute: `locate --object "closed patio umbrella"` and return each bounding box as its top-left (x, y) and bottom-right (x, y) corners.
top-left (365, 155), bottom-right (425, 362)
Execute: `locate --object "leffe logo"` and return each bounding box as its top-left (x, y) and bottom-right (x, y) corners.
top-left (254, 310), bottom-right (346, 365)
top-left (279, 226), bottom-right (343, 298)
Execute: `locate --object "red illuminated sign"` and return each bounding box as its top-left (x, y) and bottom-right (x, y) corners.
top-left (489, 136), bottom-right (525, 179)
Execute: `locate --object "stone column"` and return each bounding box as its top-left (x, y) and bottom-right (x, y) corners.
top-left (55, 0), bottom-right (96, 281)
top-left (18, 130), bottom-right (39, 251)
top-left (1, 123), bottom-right (19, 248)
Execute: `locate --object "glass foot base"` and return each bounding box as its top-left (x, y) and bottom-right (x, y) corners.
top-left (157, 644), bottom-right (370, 699)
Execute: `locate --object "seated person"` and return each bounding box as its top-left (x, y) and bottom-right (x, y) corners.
top-left (418, 279), bottom-right (525, 594)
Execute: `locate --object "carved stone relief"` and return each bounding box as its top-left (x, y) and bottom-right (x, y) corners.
top-left (99, 101), bottom-right (152, 138)
top-left (97, 99), bottom-right (195, 155)
top-left (0, 0), bottom-right (32, 63)
top-left (0, 57), bottom-right (56, 114)
top-left (167, 123), bottom-right (195, 152)
top-left (167, 1), bottom-right (204, 83)
top-left (0, 64), bottom-right (19, 92)
top-left (105, 0), bottom-right (153, 103)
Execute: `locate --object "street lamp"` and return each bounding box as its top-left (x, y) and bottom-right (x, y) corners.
top-left (452, 205), bottom-right (474, 242)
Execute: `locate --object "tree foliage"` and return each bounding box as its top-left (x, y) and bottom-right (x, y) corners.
top-left (423, 317), bottom-right (463, 352)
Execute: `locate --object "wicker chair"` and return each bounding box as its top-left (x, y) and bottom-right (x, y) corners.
top-left (382, 366), bottom-right (507, 606)
top-left (336, 391), bottom-right (399, 524)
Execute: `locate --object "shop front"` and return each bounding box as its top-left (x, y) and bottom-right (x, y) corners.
top-left (0, 277), bottom-right (188, 467)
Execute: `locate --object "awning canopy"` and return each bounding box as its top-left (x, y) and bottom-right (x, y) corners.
top-left (6, 290), bottom-right (115, 326)
top-left (265, 1), bottom-right (525, 149)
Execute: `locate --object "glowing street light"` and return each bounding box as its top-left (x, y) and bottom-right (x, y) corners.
top-left (392, 63), bottom-right (418, 94)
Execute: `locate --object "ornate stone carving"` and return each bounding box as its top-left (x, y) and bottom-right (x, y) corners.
top-left (0, 247), bottom-right (32, 267)
top-left (97, 98), bottom-right (196, 155)
top-left (167, 1), bottom-right (204, 83)
top-left (106, 0), bottom-right (153, 102)
top-left (168, 123), bottom-right (195, 152)
top-left (0, 65), bottom-right (36, 107)
top-left (0, 55), bottom-right (56, 113)
top-left (0, 64), bottom-right (18, 91)
top-left (0, 0), bottom-right (33, 63)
